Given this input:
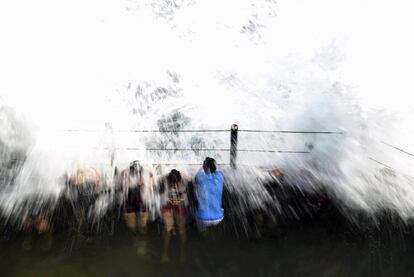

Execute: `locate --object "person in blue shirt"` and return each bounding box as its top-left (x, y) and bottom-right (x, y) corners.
top-left (194, 157), bottom-right (224, 230)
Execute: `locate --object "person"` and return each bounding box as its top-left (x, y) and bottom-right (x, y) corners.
top-left (158, 169), bottom-right (189, 263)
top-left (19, 197), bottom-right (55, 251)
top-left (64, 166), bottom-right (103, 233)
top-left (194, 157), bottom-right (224, 230)
top-left (121, 161), bottom-right (150, 234)
top-left (20, 199), bottom-right (54, 234)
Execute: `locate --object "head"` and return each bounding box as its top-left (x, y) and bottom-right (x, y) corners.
top-left (129, 160), bottom-right (143, 177)
top-left (203, 157), bottom-right (217, 173)
top-left (66, 167), bottom-right (101, 188)
top-left (167, 169), bottom-right (182, 185)
top-left (273, 168), bottom-right (282, 177)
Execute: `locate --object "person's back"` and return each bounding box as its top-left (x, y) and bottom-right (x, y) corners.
top-left (194, 157), bottom-right (224, 227)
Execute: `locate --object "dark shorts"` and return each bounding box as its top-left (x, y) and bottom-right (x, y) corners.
top-left (161, 204), bottom-right (187, 216)
top-left (124, 187), bottom-right (146, 213)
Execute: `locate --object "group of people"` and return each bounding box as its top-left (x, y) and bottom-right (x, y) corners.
top-left (35, 157), bottom-right (224, 261)
top-left (9, 156), bottom-right (331, 260)
top-left (118, 157), bottom-right (224, 262)
top-left (9, 156), bottom-right (225, 260)
top-left (119, 157), bottom-right (224, 229)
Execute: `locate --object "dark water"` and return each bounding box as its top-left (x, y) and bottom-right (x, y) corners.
top-left (1, 223), bottom-right (414, 277)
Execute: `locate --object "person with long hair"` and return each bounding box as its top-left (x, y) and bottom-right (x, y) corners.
top-left (159, 169), bottom-right (189, 263)
top-left (121, 161), bottom-right (150, 234)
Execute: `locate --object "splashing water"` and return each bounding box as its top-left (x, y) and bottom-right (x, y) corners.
top-left (0, 0), bottom-right (414, 228)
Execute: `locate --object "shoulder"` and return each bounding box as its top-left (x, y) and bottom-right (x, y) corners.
top-left (179, 180), bottom-right (188, 190)
top-left (195, 170), bottom-right (205, 179)
top-left (120, 170), bottom-right (128, 178)
top-left (215, 171), bottom-right (224, 178)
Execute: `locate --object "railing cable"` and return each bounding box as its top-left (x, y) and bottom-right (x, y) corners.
top-left (116, 148), bottom-right (310, 154)
top-left (64, 129), bottom-right (344, 135)
top-left (381, 141), bottom-right (414, 158)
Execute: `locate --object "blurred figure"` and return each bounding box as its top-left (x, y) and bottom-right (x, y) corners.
top-left (121, 161), bottom-right (151, 234)
top-left (19, 198), bottom-right (56, 251)
top-left (65, 166), bottom-right (103, 233)
top-left (158, 169), bottom-right (189, 263)
top-left (194, 157), bottom-right (224, 231)
top-left (20, 203), bottom-right (53, 234)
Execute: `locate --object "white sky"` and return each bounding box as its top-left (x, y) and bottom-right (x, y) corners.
top-left (0, 0), bottom-right (413, 130)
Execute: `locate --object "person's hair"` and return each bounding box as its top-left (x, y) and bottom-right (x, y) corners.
top-left (167, 169), bottom-right (182, 185)
top-left (159, 169), bottom-right (182, 193)
top-left (203, 157), bottom-right (217, 173)
top-left (129, 160), bottom-right (143, 177)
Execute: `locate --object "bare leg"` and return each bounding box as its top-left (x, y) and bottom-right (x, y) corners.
top-left (35, 217), bottom-right (50, 234)
top-left (22, 217), bottom-right (33, 232)
top-left (36, 219), bottom-right (53, 252)
top-left (124, 212), bottom-right (137, 232)
top-left (177, 213), bottom-right (187, 264)
top-left (161, 211), bottom-right (174, 263)
top-left (137, 211), bottom-right (148, 234)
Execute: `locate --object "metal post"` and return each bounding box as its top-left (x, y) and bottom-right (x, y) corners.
top-left (105, 122), bottom-right (115, 167)
top-left (230, 124), bottom-right (238, 169)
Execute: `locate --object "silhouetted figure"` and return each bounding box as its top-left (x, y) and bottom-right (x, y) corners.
top-left (159, 169), bottom-right (189, 263)
top-left (121, 161), bottom-right (150, 234)
top-left (194, 157), bottom-right (224, 231)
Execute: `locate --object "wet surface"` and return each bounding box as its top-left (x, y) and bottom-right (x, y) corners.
top-left (1, 224), bottom-right (414, 277)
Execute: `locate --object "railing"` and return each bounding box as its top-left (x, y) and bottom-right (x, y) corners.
top-left (381, 141), bottom-right (414, 158)
top-left (65, 123), bottom-right (345, 169)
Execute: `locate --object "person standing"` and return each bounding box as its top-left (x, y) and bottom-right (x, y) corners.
top-left (194, 157), bottom-right (224, 230)
top-left (159, 169), bottom-right (189, 263)
top-left (122, 161), bottom-right (149, 234)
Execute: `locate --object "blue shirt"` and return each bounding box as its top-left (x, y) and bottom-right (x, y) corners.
top-left (194, 170), bottom-right (224, 221)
